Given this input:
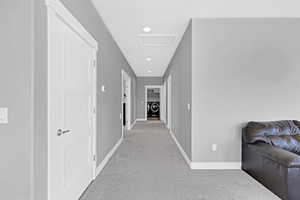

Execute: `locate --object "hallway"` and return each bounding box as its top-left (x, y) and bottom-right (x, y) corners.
top-left (80, 121), bottom-right (279, 200)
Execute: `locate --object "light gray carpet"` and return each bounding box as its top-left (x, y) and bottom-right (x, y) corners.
top-left (80, 121), bottom-right (279, 200)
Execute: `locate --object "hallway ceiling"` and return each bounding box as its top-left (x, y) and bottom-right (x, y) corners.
top-left (91, 0), bottom-right (300, 77)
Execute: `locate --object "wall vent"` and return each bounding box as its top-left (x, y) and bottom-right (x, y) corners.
top-left (139, 34), bottom-right (176, 46)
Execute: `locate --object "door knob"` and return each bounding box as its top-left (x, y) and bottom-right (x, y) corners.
top-left (57, 129), bottom-right (71, 136)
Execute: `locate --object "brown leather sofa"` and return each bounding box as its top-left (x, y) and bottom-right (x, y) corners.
top-left (242, 120), bottom-right (300, 200)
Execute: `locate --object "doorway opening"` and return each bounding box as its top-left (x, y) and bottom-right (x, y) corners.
top-left (122, 70), bottom-right (131, 136)
top-left (145, 85), bottom-right (163, 121)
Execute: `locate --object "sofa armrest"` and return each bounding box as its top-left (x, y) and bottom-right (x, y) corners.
top-left (248, 142), bottom-right (300, 168)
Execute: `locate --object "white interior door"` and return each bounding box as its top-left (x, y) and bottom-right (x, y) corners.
top-left (47, 2), bottom-right (97, 200)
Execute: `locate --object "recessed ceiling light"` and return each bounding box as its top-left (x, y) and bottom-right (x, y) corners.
top-left (147, 69), bottom-right (152, 73)
top-left (146, 57), bottom-right (152, 62)
top-left (143, 26), bottom-right (151, 33)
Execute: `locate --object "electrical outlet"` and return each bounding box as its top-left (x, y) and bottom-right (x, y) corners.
top-left (212, 144), bottom-right (218, 152)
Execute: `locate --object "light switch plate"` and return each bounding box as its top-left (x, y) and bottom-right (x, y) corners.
top-left (187, 103), bottom-right (191, 111)
top-left (101, 85), bottom-right (106, 92)
top-left (0, 108), bottom-right (8, 124)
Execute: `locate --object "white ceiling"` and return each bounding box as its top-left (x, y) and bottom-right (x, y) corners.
top-left (91, 0), bottom-right (300, 77)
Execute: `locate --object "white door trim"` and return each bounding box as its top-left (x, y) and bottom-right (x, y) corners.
top-left (161, 81), bottom-right (167, 123)
top-left (145, 85), bottom-right (163, 120)
top-left (45, 0), bottom-right (98, 50)
top-left (126, 78), bottom-right (131, 130)
top-left (91, 50), bottom-right (97, 179)
top-left (167, 75), bottom-right (172, 130)
top-left (121, 70), bottom-right (131, 137)
top-left (46, 0), bottom-right (98, 199)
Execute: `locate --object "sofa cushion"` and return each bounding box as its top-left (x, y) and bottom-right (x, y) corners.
top-left (268, 135), bottom-right (300, 155)
top-left (243, 120), bottom-right (300, 144)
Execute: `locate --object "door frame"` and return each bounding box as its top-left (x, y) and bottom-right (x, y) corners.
top-left (121, 70), bottom-right (131, 137)
top-left (167, 75), bottom-right (172, 130)
top-left (46, 0), bottom-right (98, 199)
top-left (144, 85), bottom-right (163, 120)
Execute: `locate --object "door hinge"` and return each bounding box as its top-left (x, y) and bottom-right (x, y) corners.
top-left (92, 107), bottom-right (96, 114)
top-left (90, 59), bottom-right (96, 69)
top-left (93, 155), bottom-right (96, 161)
top-left (92, 60), bottom-right (96, 68)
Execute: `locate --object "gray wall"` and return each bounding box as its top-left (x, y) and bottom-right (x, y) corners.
top-left (0, 1), bottom-right (34, 199)
top-left (147, 89), bottom-right (160, 102)
top-left (191, 18), bottom-right (300, 162)
top-left (1, 0), bottom-right (137, 199)
top-left (163, 21), bottom-right (192, 159)
top-left (136, 77), bottom-right (163, 119)
top-left (58, 1), bottom-right (137, 167)
top-left (34, 0), bottom-right (48, 199)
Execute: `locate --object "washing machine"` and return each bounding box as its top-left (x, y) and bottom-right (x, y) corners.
top-left (147, 102), bottom-right (160, 119)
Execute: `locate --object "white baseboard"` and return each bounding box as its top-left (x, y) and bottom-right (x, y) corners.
top-left (169, 131), bottom-right (241, 170)
top-left (169, 130), bottom-right (191, 168)
top-left (95, 137), bottom-right (123, 177)
top-left (136, 118), bottom-right (146, 121)
top-left (130, 119), bottom-right (137, 129)
top-left (190, 162), bottom-right (241, 170)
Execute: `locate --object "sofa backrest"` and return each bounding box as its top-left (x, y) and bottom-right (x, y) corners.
top-left (243, 120), bottom-right (300, 144)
